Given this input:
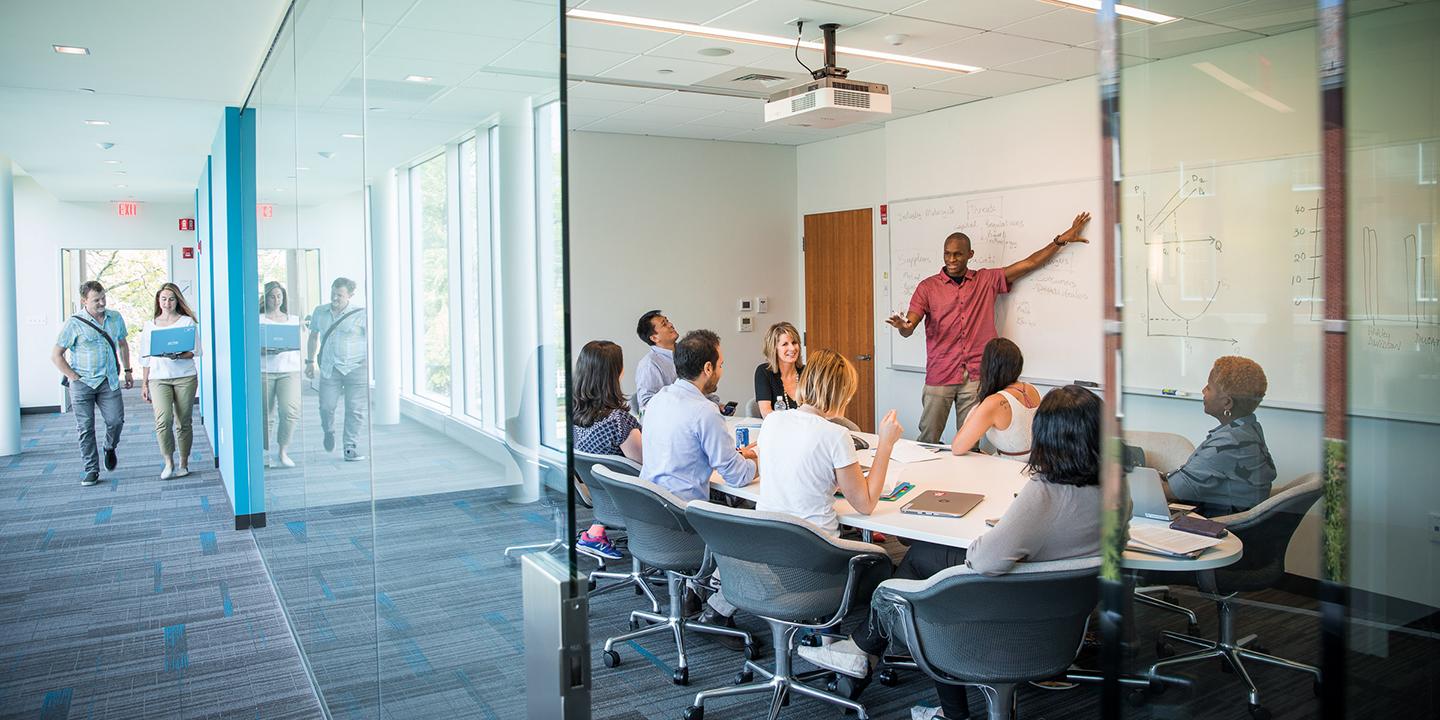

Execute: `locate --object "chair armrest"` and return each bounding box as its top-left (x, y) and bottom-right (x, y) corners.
top-left (877, 556), bottom-right (1102, 596)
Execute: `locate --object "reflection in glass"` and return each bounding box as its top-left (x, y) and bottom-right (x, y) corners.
top-left (410, 153), bottom-right (451, 402)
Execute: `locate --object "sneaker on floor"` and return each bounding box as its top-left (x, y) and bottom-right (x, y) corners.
top-left (81, 472), bottom-right (101, 487)
top-left (797, 638), bottom-right (872, 679)
top-left (911, 706), bottom-right (947, 720)
top-left (104, 448), bottom-right (118, 471)
top-left (278, 454), bottom-right (296, 468)
top-left (343, 447), bottom-right (366, 462)
top-left (174, 467), bottom-right (190, 478)
top-left (576, 532), bottom-right (623, 561)
top-left (323, 431), bottom-right (335, 452)
top-left (160, 466), bottom-right (174, 480)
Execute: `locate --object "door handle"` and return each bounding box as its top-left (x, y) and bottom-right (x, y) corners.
top-left (856, 354), bottom-right (873, 361)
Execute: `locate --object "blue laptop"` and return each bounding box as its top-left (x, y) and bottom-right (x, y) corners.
top-left (261, 323), bottom-right (302, 352)
top-left (147, 325), bottom-right (197, 357)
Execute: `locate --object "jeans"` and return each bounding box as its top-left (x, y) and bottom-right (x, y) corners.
top-left (917, 379), bottom-right (980, 444)
top-left (262, 371), bottom-right (301, 450)
top-left (150, 375), bottom-right (197, 459)
top-left (319, 364), bottom-right (367, 451)
top-left (70, 378), bottom-right (124, 475)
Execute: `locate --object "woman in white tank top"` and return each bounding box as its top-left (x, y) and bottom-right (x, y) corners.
top-left (950, 338), bottom-right (1041, 462)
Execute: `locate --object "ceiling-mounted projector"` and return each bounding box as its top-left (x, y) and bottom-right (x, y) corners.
top-left (764, 23), bottom-right (891, 129)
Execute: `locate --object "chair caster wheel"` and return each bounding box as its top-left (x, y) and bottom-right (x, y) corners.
top-left (1186, 622), bottom-right (1200, 636)
top-left (1155, 641), bottom-right (1175, 658)
top-left (799, 631), bottom-right (821, 647)
top-left (734, 669), bottom-right (753, 685)
top-left (878, 668), bottom-right (900, 687)
top-left (628, 618), bottom-right (641, 631)
top-left (1248, 704), bottom-right (1271, 720)
top-left (744, 643), bottom-right (761, 660)
top-left (587, 579), bottom-right (597, 591)
top-left (682, 705), bottom-right (703, 720)
top-left (602, 650), bottom-right (620, 668)
top-left (1162, 593), bottom-right (1176, 604)
top-left (673, 667), bottom-right (689, 685)
top-left (826, 674), bottom-right (839, 693)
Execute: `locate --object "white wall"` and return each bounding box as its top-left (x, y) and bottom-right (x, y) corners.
top-left (256, 190), bottom-right (368, 309)
top-left (14, 175), bottom-right (199, 408)
top-left (568, 132), bottom-right (799, 405)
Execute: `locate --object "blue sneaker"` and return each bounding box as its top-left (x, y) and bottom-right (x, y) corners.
top-left (576, 532), bottom-right (623, 561)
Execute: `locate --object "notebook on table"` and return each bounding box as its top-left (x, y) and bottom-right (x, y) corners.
top-left (261, 323), bottom-right (302, 352)
top-left (146, 325), bottom-right (196, 356)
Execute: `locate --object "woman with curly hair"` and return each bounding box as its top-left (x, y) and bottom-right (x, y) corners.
top-left (1162, 355), bottom-right (1278, 516)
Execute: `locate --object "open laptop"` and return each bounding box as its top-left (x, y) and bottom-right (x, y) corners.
top-left (146, 325), bottom-right (196, 357)
top-left (1127, 466), bottom-right (1193, 521)
top-left (900, 490), bottom-right (984, 519)
top-left (261, 323), bottom-right (302, 352)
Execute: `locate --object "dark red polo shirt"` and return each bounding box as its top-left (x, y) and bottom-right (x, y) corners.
top-left (908, 267), bottom-right (1010, 386)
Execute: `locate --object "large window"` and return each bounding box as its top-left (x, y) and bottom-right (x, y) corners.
top-left (536, 101), bottom-right (565, 448)
top-left (459, 130), bottom-right (500, 426)
top-left (410, 153), bottom-right (450, 402)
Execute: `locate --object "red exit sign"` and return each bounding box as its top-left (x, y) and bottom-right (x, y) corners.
top-left (178, 218), bottom-right (195, 231)
top-left (257, 203), bottom-right (274, 219)
top-left (116, 201), bottom-right (139, 217)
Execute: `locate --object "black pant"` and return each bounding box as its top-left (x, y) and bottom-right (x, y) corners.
top-left (856, 541), bottom-right (974, 719)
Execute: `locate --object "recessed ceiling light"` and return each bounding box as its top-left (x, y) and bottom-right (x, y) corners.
top-left (317, 151), bottom-right (335, 159)
top-left (102, 159), bottom-right (121, 165)
top-left (96, 142), bottom-right (115, 150)
top-left (657, 69), bottom-right (675, 75)
top-left (698, 47), bottom-right (734, 57)
top-left (404, 74), bottom-right (434, 83)
top-left (296, 166), bottom-right (310, 171)
top-left (566, 9), bottom-right (985, 73)
top-left (53, 45), bottom-right (90, 55)
top-left (340, 133), bottom-right (363, 139)
top-left (113, 171), bottom-right (126, 175)
top-left (115, 184), bottom-right (127, 188)
top-left (84, 119), bottom-right (110, 126)
top-left (1038, 0), bottom-right (1179, 25)
top-left (368, 106), bottom-right (386, 112)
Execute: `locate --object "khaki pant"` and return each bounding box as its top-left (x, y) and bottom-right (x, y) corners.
top-left (151, 375), bottom-right (198, 459)
top-left (917, 378), bottom-right (980, 444)
top-left (263, 371), bottom-right (302, 450)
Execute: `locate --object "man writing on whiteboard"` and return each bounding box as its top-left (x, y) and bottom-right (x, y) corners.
top-left (887, 211), bottom-right (1091, 444)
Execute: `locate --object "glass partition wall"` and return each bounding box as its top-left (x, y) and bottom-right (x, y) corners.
top-left (243, 1), bottom-right (572, 717)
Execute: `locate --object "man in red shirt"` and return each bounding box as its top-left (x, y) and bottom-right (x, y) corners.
top-left (888, 212), bottom-right (1091, 443)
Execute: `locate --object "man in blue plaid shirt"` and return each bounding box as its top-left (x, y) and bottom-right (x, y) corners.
top-left (51, 281), bottom-right (133, 486)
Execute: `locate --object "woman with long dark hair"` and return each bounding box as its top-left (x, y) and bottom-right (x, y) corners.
top-left (948, 337), bottom-right (1040, 461)
top-left (139, 282), bottom-right (200, 479)
top-left (260, 281), bottom-right (303, 468)
top-left (572, 340), bottom-right (642, 560)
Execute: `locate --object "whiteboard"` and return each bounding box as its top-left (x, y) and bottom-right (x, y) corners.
top-left (887, 178), bottom-right (1104, 384)
top-left (1121, 147), bottom-right (1439, 423)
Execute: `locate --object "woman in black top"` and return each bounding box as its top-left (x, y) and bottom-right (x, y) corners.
top-left (754, 321), bottom-right (803, 417)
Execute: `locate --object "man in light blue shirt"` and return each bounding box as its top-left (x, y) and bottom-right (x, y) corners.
top-left (634, 309), bottom-right (720, 414)
top-left (306, 277), bottom-right (368, 461)
top-left (52, 281), bottom-right (133, 486)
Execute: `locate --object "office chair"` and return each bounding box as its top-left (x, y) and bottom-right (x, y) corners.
top-left (592, 467), bottom-right (755, 685)
top-left (574, 451), bottom-right (660, 613)
top-left (828, 416), bottom-right (862, 432)
top-left (1147, 475), bottom-right (1323, 720)
top-left (874, 557), bottom-right (1101, 720)
top-left (682, 502), bottom-right (889, 720)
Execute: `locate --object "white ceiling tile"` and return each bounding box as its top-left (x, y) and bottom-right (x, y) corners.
top-left (611, 102), bottom-right (727, 125)
top-left (306, 19), bottom-right (388, 55)
top-left (575, 0), bottom-right (752, 24)
top-left (845, 62), bottom-right (963, 91)
top-left (461, 70), bottom-right (560, 94)
top-left (568, 81), bottom-right (672, 103)
top-left (419, 86), bottom-right (533, 119)
top-left (568, 45), bottom-right (638, 75)
top-left (706, 0), bottom-right (882, 39)
top-left (920, 69), bottom-right (1059, 97)
top-left (834, 15), bottom-right (983, 55)
top-left (369, 27), bottom-right (520, 66)
top-left (643, 35), bottom-right (786, 68)
top-left (817, 0), bottom-right (915, 12)
top-left (645, 92), bottom-right (762, 112)
top-left (997, 47), bottom-right (1098, 80)
top-left (404, 0), bottom-right (555, 40)
top-left (996, 8), bottom-right (1099, 46)
top-left (659, 124), bottom-right (743, 141)
top-left (889, 87), bottom-right (986, 112)
top-left (1101, 20), bottom-right (1265, 60)
top-left (580, 116), bottom-right (674, 134)
top-left (562, 17), bottom-right (676, 53)
top-left (294, 51), bottom-right (365, 100)
top-left (899, 0), bottom-right (1056, 31)
top-left (362, 54), bottom-right (482, 86)
top-left (566, 96), bottom-right (644, 118)
top-left (689, 109), bottom-right (769, 129)
top-left (598, 54), bottom-right (735, 85)
top-left (490, 41), bottom-right (559, 75)
top-left (925, 31), bottom-right (1070, 69)
top-left (327, 0), bottom-right (416, 26)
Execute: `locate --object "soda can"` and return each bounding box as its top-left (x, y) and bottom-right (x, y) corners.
top-left (735, 426), bottom-right (749, 449)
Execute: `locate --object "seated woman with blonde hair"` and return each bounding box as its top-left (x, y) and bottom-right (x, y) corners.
top-left (949, 337), bottom-right (1041, 461)
top-left (754, 321), bottom-right (804, 417)
top-left (1162, 355), bottom-right (1277, 517)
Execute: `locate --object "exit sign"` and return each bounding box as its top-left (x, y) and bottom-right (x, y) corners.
top-left (116, 201), bottom-right (139, 217)
top-left (178, 218), bottom-right (195, 231)
top-left (257, 203), bottom-right (274, 219)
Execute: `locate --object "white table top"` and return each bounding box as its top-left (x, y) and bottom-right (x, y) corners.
top-left (716, 418), bottom-right (1242, 572)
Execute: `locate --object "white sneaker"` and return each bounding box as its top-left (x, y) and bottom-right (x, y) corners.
top-left (160, 466), bottom-right (174, 480)
top-left (796, 638), bottom-right (872, 679)
top-left (911, 706), bottom-right (946, 720)
top-left (174, 467), bottom-right (190, 478)
top-left (278, 453), bottom-right (295, 468)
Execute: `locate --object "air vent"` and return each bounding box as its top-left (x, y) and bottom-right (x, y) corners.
top-left (732, 72), bottom-right (790, 85)
top-left (833, 81), bottom-right (871, 93)
top-left (833, 90), bottom-right (870, 109)
top-left (790, 93), bottom-right (817, 112)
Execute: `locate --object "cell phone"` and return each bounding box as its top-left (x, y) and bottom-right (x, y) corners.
top-left (721, 401), bottom-right (737, 416)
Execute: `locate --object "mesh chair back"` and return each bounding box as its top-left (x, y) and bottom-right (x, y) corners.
top-left (881, 567), bottom-right (1097, 684)
top-left (686, 502), bottom-right (886, 623)
top-left (590, 466), bottom-right (706, 572)
top-left (573, 452), bottom-right (641, 530)
top-left (1211, 475), bottom-right (1321, 593)
top-left (828, 416), bottom-right (862, 432)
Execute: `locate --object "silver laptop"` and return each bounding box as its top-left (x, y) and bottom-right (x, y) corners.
top-left (900, 490), bottom-right (984, 519)
top-left (1128, 467), bottom-right (1188, 521)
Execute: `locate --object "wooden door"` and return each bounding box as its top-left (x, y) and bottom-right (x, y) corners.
top-left (803, 209), bottom-right (875, 432)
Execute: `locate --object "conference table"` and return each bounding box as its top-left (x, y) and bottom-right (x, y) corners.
top-left (711, 418), bottom-right (1243, 573)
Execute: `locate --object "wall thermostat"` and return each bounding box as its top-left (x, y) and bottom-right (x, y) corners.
top-left (738, 316), bottom-right (754, 332)
top-left (756, 296), bottom-right (769, 313)
top-left (737, 298), bottom-right (754, 312)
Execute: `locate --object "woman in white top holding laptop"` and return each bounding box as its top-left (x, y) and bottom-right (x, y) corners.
top-left (756, 349), bottom-right (904, 535)
top-left (260, 281), bottom-right (303, 468)
top-left (949, 338), bottom-right (1040, 462)
top-left (140, 283), bottom-right (200, 479)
